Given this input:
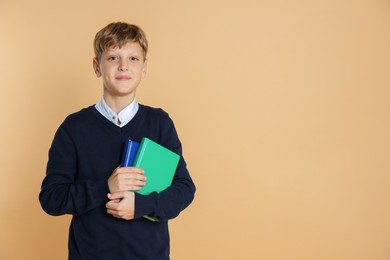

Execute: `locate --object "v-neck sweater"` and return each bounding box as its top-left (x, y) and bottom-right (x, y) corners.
top-left (39, 104), bottom-right (196, 260)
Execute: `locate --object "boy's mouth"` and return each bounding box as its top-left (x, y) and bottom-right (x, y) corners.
top-left (116, 75), bottom-right (131, 80)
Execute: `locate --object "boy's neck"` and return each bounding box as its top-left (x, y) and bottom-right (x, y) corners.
top-left (103, 93), bottom-right (136, 114)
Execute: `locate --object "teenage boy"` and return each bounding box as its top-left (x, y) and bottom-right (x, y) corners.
top-left (39, 22), bottom-right (196, 260)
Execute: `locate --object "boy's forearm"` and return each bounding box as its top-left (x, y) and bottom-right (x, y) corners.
top-left (39, 178), bottom-right (109, 216)
top-left (134, 173), bottom-right (196, 221)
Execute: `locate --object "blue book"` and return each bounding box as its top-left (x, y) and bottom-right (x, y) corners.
top-left (120, 140), bottom-right (140, 167)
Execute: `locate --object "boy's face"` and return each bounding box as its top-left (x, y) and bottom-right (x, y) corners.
top-left (93, 41), bottom-right (147, 101)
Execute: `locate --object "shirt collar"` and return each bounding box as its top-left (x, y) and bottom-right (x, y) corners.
top-left (95, 97), bottom-right (139, 127)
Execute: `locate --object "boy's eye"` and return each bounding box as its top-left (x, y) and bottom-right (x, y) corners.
top-left (130, 57), bottom-right (139, 61)
top-left (108, 56), bottom-right (119, 61)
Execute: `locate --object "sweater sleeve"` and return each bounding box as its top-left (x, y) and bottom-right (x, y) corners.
top-left (39, 122), bottom-right (109, 216)
top-left (134, 113), bottom-right (196, 221)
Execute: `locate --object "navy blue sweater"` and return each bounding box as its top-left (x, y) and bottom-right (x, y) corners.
top-left (39, 104), bottom-right (196, 260)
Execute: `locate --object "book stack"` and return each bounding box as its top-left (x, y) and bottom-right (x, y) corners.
top-left (120, 137), bottom-right (180, 222)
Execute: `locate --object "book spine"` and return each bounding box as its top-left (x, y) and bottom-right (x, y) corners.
top-left (121, 141), bottom-right (130, 167)
top-left (133, 138), bottom-right (147, 168)
top-left (121, 140), bottom-right (140, 167)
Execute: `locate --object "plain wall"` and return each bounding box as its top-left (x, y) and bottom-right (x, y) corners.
top-left (1, 0), bottom-right (390, 259)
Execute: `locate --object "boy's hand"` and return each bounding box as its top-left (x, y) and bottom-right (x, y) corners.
top-left (108, 166), bottom-right (146, 193)
top-left (106, 192), bottom-right (135, 220)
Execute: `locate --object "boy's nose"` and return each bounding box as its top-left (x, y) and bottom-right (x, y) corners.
top-left (119, 62), bottom-right (128, 71)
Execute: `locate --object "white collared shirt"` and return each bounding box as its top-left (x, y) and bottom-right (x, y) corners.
top-left (95, 97), bottom-right (139, 127)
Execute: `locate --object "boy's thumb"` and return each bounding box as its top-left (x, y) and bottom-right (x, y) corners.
top-left (107, 192), bottom-right (124, 200)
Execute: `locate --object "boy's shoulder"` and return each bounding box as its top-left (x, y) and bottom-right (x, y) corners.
top-left (139, 103), bottom-right (169, 118)
top-left (137, 104), bottom-right (175, 125)
top-left (56, 106), bottom-right (99, 132)
top-left (140, 103), bottom-right (177, 120)
top-left (63, 105), bottom-right (95, 124)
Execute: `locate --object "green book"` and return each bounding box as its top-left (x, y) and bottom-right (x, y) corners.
top-left (133, 138), bottom-right (180, 222)
top-left (133, 137), bottom-right (180, 195)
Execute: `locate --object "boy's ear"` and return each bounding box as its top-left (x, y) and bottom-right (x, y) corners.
top-left (93, 58), bottom-right (101, 77)
top-left (142, 59), bottom-right (148, 78)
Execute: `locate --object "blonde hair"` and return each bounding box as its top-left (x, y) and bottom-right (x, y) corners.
top-left (94, 22), bottom-right (148, 61)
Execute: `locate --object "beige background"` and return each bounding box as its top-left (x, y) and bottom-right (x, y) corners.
top-left (1, 0), bottom-right (390, 259)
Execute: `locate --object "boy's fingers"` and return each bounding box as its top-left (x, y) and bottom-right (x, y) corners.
top-left (119, 173), bottom-right (147, 181)
top-left (107, 192), bottom-right (124, 200)
top-left (129, 174), bottom-right (147, 180)
top-left (108, 191), bottom-right (133, 200)
top-left (119, 167), bottom-right (145, 174)
top-left (127, 185), bottom-right (142, 191)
